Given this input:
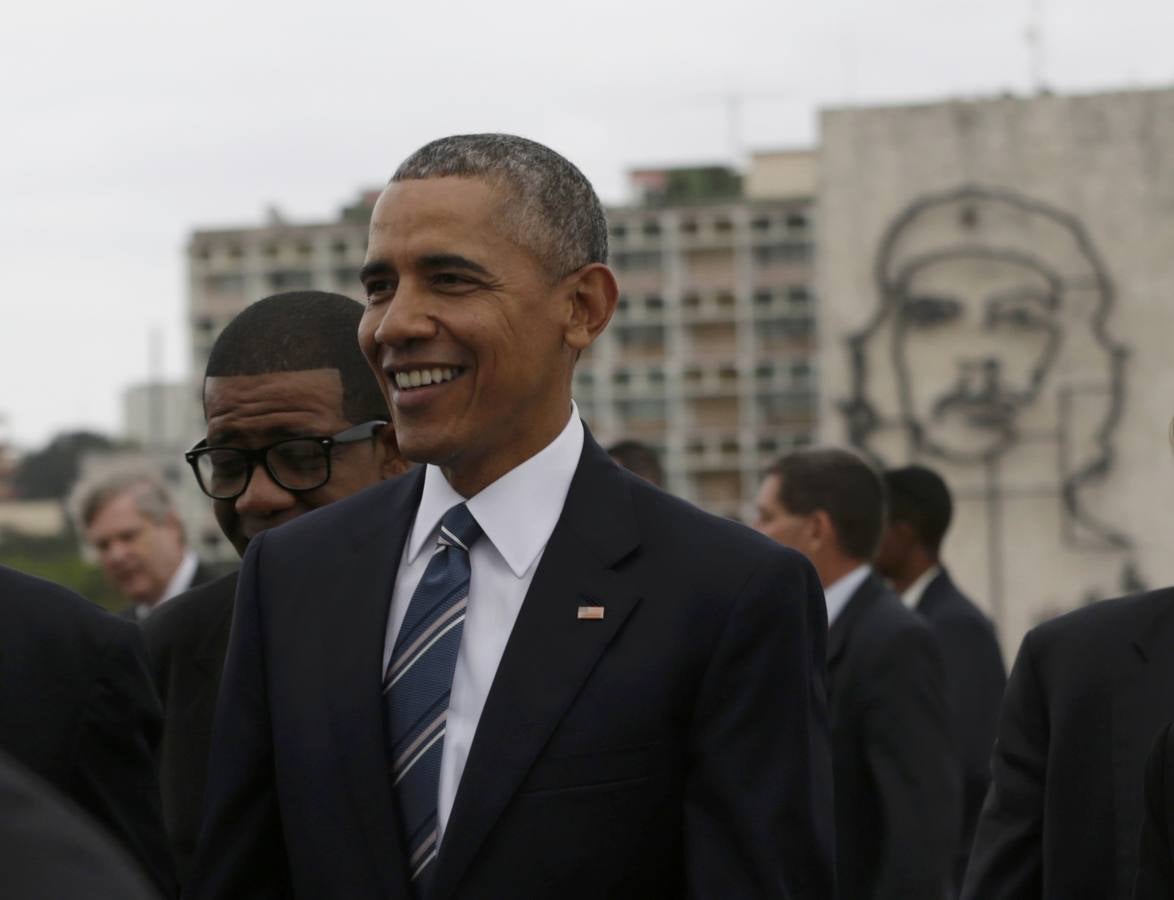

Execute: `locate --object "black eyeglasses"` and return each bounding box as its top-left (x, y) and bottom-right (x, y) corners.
top-left (185, 420), bottom-right (387, 501)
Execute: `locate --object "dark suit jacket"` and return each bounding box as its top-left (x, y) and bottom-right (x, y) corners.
top-left (962, 587), bottom-right (1174, 900)
top-left (143, 571), bottom-right (238, 884)
top-left (188, 432), bottom-right (835, 899)
top-left (829, 572), bottom-right (962, 900)
top-left (1135, 721), bottom-right (1174, 899)
top-left (0, 746), bottom-right (162, 900)
top-left (916, 569), bottom-right (1007, 885)
top-left (0, 564), bottom-right (175, 897)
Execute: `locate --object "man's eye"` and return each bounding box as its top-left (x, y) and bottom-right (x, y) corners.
top-left (433, 273), bottom-right (477, 289)
top-left (900, 295), bottom-right (962, 328)
top-left (364, 279), bottom-right (396, 300)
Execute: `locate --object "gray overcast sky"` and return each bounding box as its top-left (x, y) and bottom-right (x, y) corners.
top-left (1, 0), bottom-right (1171, 449)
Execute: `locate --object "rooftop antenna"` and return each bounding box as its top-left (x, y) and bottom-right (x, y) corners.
top-left (1025, 0), bottom-right (1047, 93)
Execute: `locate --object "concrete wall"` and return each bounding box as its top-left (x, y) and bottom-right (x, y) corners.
top-left (816, 88), bottom-right (1174, 657)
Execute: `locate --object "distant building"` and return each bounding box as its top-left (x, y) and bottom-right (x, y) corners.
top-left (581, 151), bottom-right (819, 519)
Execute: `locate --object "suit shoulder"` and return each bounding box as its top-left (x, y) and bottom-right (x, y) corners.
top-left (624, 475), bottom-right (813, 578)
top-left (1026, 586), bottom-right (1174, 663)
top-left (0, 565), bottom-right (131, 647)
top-left (142, 572), bottom-right (237, 655)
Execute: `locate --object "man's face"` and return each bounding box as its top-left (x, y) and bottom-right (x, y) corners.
top-left (86, 492), bottom-right (185, 605)
top-left (203, 368), bottom-right (396, 555)
top-left (752, 474), bottom-right (814, 557)
top-left (358, 177), bottom-right (577, 494)
top-left (892, 254), bottom-right (1061, 460)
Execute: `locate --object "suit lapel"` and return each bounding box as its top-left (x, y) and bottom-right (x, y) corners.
top-left (1111, 590), bottom-right (1174, 895)
top-left (321, 471), bottom-right (425, 899)
top-left (432, 434), bottom-right (642, 900)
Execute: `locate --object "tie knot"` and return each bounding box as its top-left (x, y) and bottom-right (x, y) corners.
top-left (437, 503), bottom-right (482, 552)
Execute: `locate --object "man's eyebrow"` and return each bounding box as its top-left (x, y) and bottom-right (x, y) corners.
top-left (418, 253), bottom-right (493, 277)
top-left (358, 260), bottom-right (392, 284)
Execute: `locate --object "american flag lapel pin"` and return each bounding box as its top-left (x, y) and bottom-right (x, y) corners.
top-left (577, 602), bottom-right (605, 620)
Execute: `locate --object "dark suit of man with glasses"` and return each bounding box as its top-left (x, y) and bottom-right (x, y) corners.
top-left (141, 291), bottom-right (409, 886)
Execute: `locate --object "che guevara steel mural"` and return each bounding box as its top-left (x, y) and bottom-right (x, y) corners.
top-left (840, 185), bottom-right (1141, 619)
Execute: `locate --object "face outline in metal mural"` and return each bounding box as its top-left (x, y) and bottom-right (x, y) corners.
top-left (842, 184), bottom-right (1130, 550)
top-left (891, 249), bottom-right (1064, 462)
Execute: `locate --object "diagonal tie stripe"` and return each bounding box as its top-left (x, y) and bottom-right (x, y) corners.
top-left (385, 502), bottom-right (482, 895)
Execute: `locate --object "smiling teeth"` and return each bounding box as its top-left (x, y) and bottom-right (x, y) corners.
top-left (395, 367), bottom-right (458, 390)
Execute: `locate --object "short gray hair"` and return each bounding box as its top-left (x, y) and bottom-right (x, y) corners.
top-left (70, 468), bottom-right (179, 534)
top-left (392, 134), bottom-right (609, 278)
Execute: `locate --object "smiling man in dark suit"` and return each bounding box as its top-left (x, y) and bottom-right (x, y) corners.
top-left (142, 291), bottom-right (408, 885)
top-left (188, 134), bottom-right (834, 900)
top-left (754, 448), bottom-right (961, 900)
top-left (874, 465), bottom-right (1006, 892)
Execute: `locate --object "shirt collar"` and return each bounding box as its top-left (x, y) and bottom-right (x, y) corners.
top-left (901, 564), bottom-right (942, 610)
top-left (823, 564), bottom-right (871, 627)
top-left (406, 402), bottom-right (585, 577)
top-left (138, 549), bottom-right (199, 619)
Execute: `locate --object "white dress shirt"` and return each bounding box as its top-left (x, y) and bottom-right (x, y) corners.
top-left (900, 564), bottom-right (942, 611)
top-left (822, 564), bottom-right (872, 628)
top-left (382, 403), bottom-right (584, 841)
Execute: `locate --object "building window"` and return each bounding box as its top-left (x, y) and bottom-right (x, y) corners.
top-left (192, 245), bottom-right (211, 261)
top-left (612, 251), bottom-right (662, 271)
top-left (332, 240), bottom-right (349, 255)
top-left (297, 242), bottom-right (314, 257)
top-left (645, 294), bottom-right (665, 311)
top-left (613, 370), bottom-right (631, 385)
top-left (263, 243), bottom-right (279, 257)
top-left (713, 217), bottom-right (734, 233)
top-left (205, 273), bottom-right (245, 292)
top-left (785, 211), bottom-right (809, 231)
top-left (227, 244), bottom-right (243, 258)
top-left (754, 289), bottom-right (774, 305)
top-left (716, 291), bottom-right (736, 308)
top-left (680, 218), bottom-right (699, 235)
top-left (753, 242), bottom-right (812, 264)
top-left (267, 270), bottom-right (314, 290)
top-left (751, 215), bottom-right (772, 232)
top-left (755, 363), bottom-right (774, 379)
top-left (720, 437), bottom-right (739, 454)
top-left (610, 223), bottom-right (628, 239)
top-left (787, 285), bottom-right (811, 304)
top-left (642, 220), bottom-right (662, 237)
top-left (648, 367), bottom-right (666, 384)
top-left (683, 292), bottom-right (701, 309)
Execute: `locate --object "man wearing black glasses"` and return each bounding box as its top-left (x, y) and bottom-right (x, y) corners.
top-left (142, 290), bottom-right (409, 885)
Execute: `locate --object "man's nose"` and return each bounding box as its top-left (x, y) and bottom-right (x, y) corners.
top-left (234, 464), bottom-right (296, 517)
top-left (372, 283), bottom-right (438, 348)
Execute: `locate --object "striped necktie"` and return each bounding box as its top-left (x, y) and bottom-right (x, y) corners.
top-left (384, 502), bottom-right (482, 895)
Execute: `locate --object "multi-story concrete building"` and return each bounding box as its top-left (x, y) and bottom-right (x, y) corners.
top-left (185, 158), bottom-right (820, 529)
top-left (580, 151), bottom-right (820, 519)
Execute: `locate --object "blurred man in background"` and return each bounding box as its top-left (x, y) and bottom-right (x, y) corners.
top-left (142, 291), bottom-right (409, 884)
top-left (606, 438), bottom-right (664, 488)
top-left (73, 470), bottom-right (214, 619)
top-left (755, 447), bottom-right (960, 900)
top-left (0, 564), bottom-right (173, 895)
top-left (874, 464), bottom-right (1006, 893)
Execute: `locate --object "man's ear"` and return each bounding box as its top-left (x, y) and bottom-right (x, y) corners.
top-left (376, 426), bottom-right (413, 479)
top-left (808, 509), bottom-right (835, 553)
top-left (563, 263), bottom-right (618, 352)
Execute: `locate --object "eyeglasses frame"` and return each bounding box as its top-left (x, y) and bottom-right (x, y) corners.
top-left (184, 419), bottom-right (388, 501)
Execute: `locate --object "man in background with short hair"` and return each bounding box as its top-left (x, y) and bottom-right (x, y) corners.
top-left (142, 290), bottom-right (409, 884)
top-left (73, 471), bottom-right (213, 619)
top-left (606, 439), bottom-right (664, 488)
top-left (755, 447), bottom-right (960, 900)
top-left (874, 464), bottom-right (1006, 892)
